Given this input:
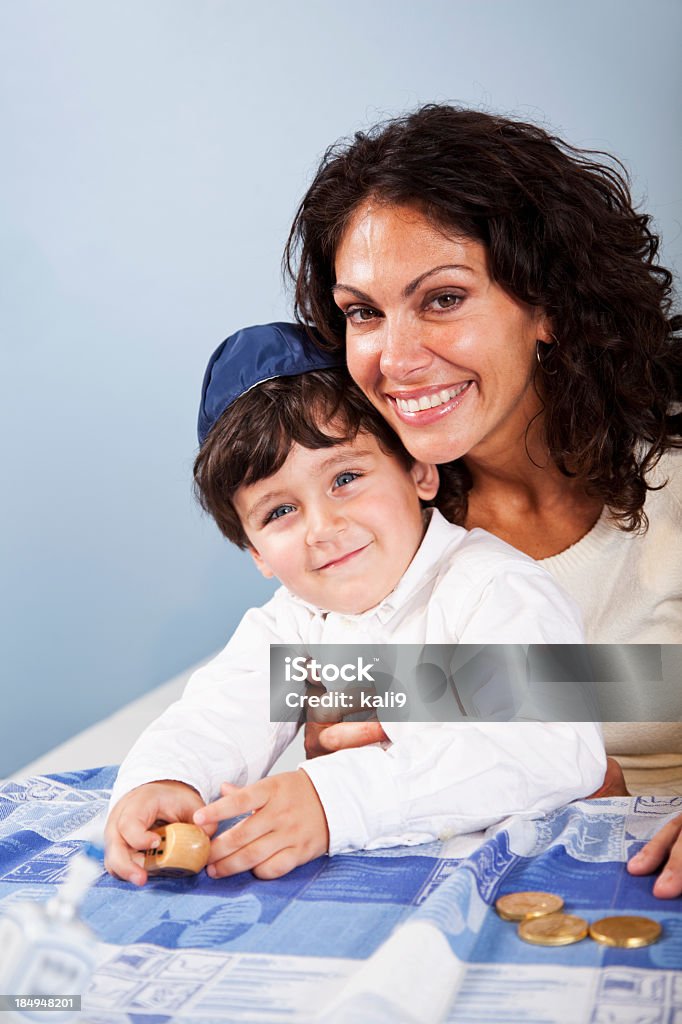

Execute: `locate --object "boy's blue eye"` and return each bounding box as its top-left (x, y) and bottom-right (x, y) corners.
top-left (334, 471), bottom-right (360, 488)
top-left (266, 504), bottom-right (295, 523)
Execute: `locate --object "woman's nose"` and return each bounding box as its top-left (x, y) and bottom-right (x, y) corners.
top-left (378, 318), bottom-right (433, 381)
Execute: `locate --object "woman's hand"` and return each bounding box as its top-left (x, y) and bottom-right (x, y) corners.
top-left (627, 813), bottom-right (682, 898)
top-left (304, 720), bottom-right (388, 759)
top-left (586, 757), bottom-right (630, 799)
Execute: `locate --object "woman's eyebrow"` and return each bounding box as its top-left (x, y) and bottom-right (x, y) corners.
top-left (331, 282), bottom-right (373, 301)
top-left (403, 264), bottom-right (474, 296)
top-left (333, 264), bottom-right (474, 301)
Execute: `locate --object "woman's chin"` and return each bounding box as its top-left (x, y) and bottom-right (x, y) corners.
top-left (394, 423), bottom-right (472, 466)
top-left (384, 385), bottom-right (480, 464)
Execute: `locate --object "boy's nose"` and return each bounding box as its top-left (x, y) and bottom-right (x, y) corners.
top-left (305, 505), bottom-right (346, 546)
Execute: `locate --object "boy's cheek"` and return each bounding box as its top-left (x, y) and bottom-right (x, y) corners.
top-left (246, 545), bottom-right (275, 579)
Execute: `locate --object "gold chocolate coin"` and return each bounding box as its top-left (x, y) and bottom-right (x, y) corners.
top-left (589, 916), bottom-right (662, 949)
top-left (518, 912), bottom-right (589, 946)
top-left (495, 891), bottom-right (564, 921)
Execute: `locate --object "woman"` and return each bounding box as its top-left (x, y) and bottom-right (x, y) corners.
top-left (284, 105), bottom-right (682, 896)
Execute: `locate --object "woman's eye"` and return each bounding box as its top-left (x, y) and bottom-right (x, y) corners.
top-left (265, 504), bottom-right (295, 523)
top-left (344, 306), bottom-right (378, 324)
top-left (428, 293), bottom-right (462, 311)
top-left (334, 471), bottom-right (360, 489)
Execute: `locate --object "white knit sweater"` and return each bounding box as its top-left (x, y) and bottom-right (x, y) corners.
top-left (539, 448), bottom-right (682, 792)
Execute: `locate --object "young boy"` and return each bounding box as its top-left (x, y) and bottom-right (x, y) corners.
top-left (105, 322), bottom-right (605, 885)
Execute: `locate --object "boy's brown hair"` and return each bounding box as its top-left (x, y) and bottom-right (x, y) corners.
top-left (194, 368), bottom-right (418, 548)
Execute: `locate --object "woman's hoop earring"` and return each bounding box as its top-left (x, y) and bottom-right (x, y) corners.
top-left (536, 337), bottom-right (559, 376)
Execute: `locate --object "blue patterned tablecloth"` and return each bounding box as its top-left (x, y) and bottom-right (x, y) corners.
top-left (0, 768), bottom-right (680, 1023)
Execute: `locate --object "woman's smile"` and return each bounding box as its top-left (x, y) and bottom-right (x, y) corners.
top-left (389, 380), bottom-right (475, 423)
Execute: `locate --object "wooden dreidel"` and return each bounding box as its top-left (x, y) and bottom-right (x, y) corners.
top-left (144, 823), bottom-right (211, 876)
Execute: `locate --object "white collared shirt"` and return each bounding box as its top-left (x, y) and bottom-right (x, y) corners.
top-left (110, 511), bottom-right (605, 853)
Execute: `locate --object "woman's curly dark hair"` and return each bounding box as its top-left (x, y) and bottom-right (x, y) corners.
top-left (284, 104), bottom-right (681, 530)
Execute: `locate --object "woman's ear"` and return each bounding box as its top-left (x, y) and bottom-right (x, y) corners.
top-left (247, 546), bottom-right (274, 579)
top-left (535, 311), bottom-right (555, 346)
top-left (410, 461), bottom-right (440, 501)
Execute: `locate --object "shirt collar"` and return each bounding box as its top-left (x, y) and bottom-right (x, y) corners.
top-left (371, 508), bottom-right (456, 622)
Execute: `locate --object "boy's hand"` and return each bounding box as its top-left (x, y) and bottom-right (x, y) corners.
top-left (194, 770), bottom-right (329, 880)
top-left (105, 780), bottom-right (213, 885)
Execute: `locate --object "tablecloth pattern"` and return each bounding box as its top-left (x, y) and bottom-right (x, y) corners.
top-left (0, 768), bottom-right (680, 1023)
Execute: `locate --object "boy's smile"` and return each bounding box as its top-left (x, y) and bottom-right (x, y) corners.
top-left (234, 431), bottom-right (439, 615)
top-left (313, 542), bottom-right (372, 572)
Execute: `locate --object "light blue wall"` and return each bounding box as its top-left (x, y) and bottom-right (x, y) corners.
top-left (1, 0), bottom-right (680, 775)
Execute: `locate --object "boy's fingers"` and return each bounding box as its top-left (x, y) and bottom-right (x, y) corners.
top-left (104, 837), bottom-right (148, 886)
top-left (252, 848), bottom-right (299, 880)
top-left (193, 800), bottom-right (226, 826)
top-left (117, 819), bottom-right (164, 853)
top-left (206, 809), bottom-right (275, 864)
top-left (207, 831), bottom-right (280, 878)
top-left (104, 783), bottom-right (208, 887)
top-left (319, 721), bottom-right (388, 752)
top-left (195, 781), bottom-right (268, 825)
top-left (196, 819), bottom-right (219, 839)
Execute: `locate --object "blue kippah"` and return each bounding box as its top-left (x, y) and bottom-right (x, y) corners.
top-left (197, 322), bottom-right (345, 445)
